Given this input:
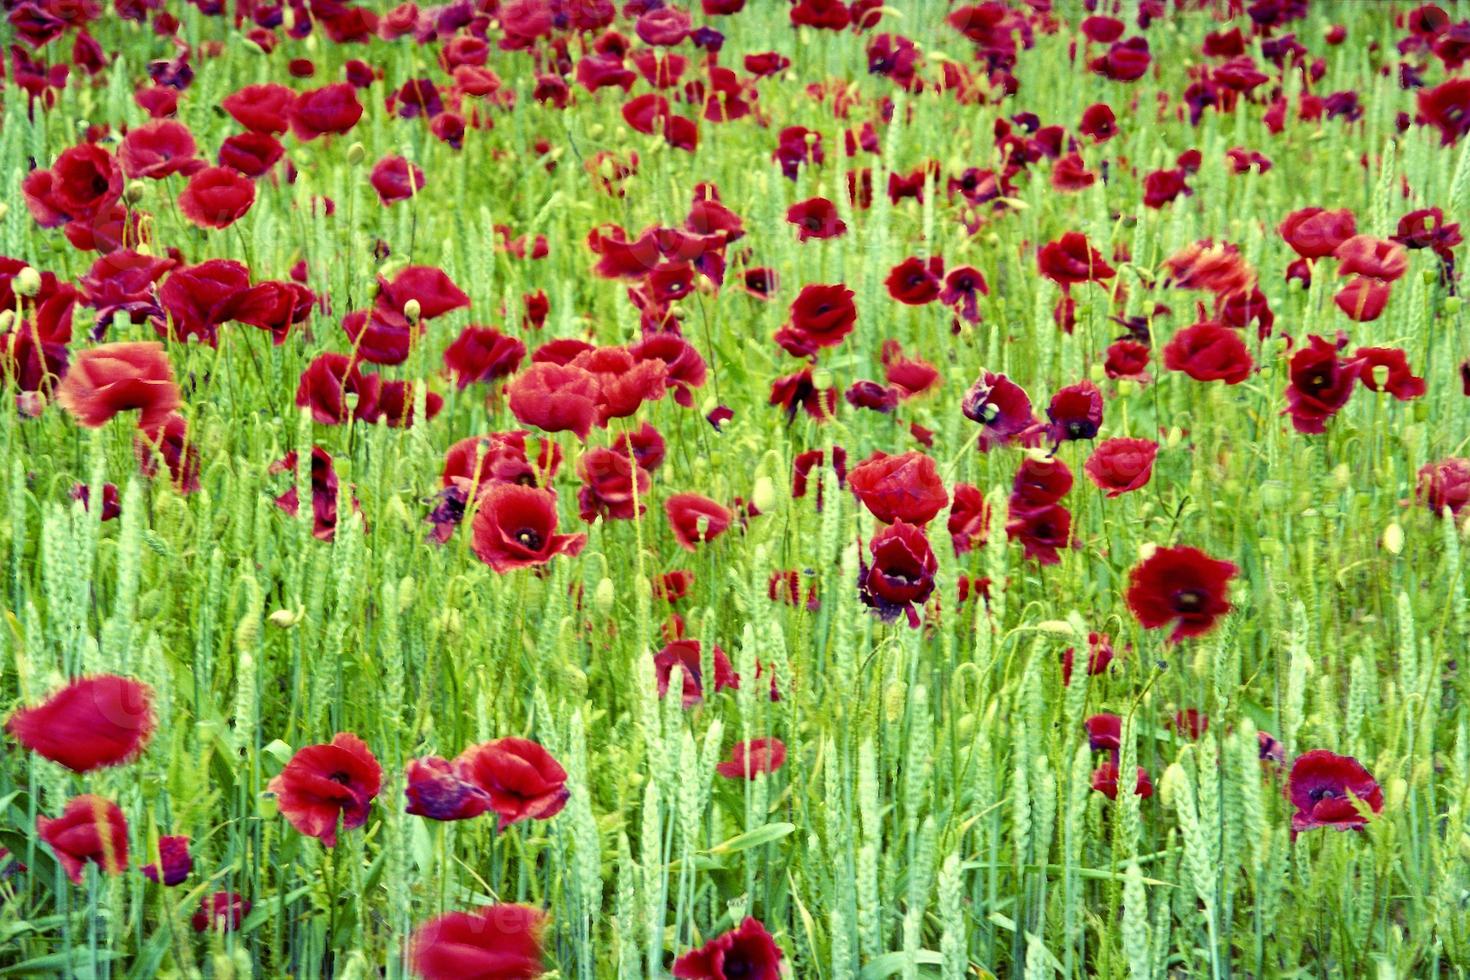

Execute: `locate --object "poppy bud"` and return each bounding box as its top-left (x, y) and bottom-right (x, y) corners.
top-left (0, 203), bottom-right (8, 221)
top-left (435, 608), bottom-right (463, 638)
top-left (811, 367), bottom-right (833, 389)
top-left (346, 142), bottom-right (365, 165)
top-left (13, 267), bottom-right (41, 298)
top-left (1446, 297), bottom-right (1463, 315)
top-left (268, 608), bottom-right (302, 628)
top-left (1260, 481), bottom-right (1287, 508)
top-left (1332, 463), bottom-right (1352, 488)
top-left (403, 299), bottom-right (422, 323)
top-left (1116, 378), bottom-right (1135, 397)
top-left (594, 577), bottom-right (615, 614)
top-left (0, 310), bottom-right (13, 332)
top-left (883, 681), bottom-right (905, 722)
top-left (1088, 362), bottom-right (1106, 383)
top-left (1164, 426), bottom-right (1183, 449)
top-left (125, 180), bottom-right (146, 204)
top-left (1422, 267), bottom-right (1439, 285)
top-left (588, 124), bottom-right (605, 139)
top-left (1386, 776), bottom-right (1407, 811)
top-left (752, 475), bottom-right (777, 513)
top-left (1381, 522), bottom-right (1404, 555)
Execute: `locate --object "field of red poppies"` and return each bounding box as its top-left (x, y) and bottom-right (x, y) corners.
top-left (3, 0), bottom-right (1470, 977)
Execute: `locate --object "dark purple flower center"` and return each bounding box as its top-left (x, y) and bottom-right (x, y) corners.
top-left (1174, 589), bottom-right (1204, 612)
top-left (515, 528), bottom-right (544, 550)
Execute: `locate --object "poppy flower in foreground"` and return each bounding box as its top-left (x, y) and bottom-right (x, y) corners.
top-left (507, 361), bottom-right (601, 442)
top-left (717, 738), bottom-right (788, 779)
top-left (666, 493), bottom-right (733, 550)
top-left (178, 166), bottom-right (256, 229)
top-left (1285, 335), bottom-right (1359, 434)
top-left (774, 283), bottom-right (857, 356)
top-left (141, 835), bottom-right (192, 886)
top-left (1162, 322), bottom-right (1253, 384)
top-left (1037, 231), bottom-right (1114, 290)
top-left (846, 450), bottom-right (948, 526)
top-left (55, 342), bottom-right (180, 430)
top-left (1417, 457), bottom-right (1470, 517)
top-left (192, 892), bottom-right (250, 933)
top-left (859, 521), bottom-right (937, 628)
top-left (410, 904), bottom-right (547, 980)
top-left (1083, 438), bottom-right (1158, 497)
top-left (1287, 750), bottom-right (1383, 831)
top-left (1085, 713), bottom-right (1122, 751)
top-left (1045, 381), bottom-right (1104, 444)
top-left (471, 483), bottom-right (587, 573)
top-left (6, 674), bottom-right (154, 772)
top-left (1126, 545), bottom-right (1237, 642)
top-left (456, 738), bottom-right (569, 830)
top-left (267, 732), bottom-right (382, 847)
top-left (674, 917), bottom-right (783, 980)
top-left (37, 795), bottom-right (129, 884)
top-left (404, 757), bottom-right (495, 822)
top-left (962, 371), bottom-right (1037, 451)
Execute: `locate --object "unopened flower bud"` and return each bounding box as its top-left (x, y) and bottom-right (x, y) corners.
top-left (1381, 522), bottom-right (1404, 555)
top-left (810, 367), bottom-right (833, 389)
top-left (403, 298), bottom-right (421, 322)
top-left (1445, 296), bottom-right (1463, 316)
top-left (594, 577), bottom-right (615, 614)
top-left (125, 180), bottom-right (146, 204)
top-left (13, 266), bottom-right (41, 298)
top-left (346, 142), bottom-right (365, 166)
top-left (268, 608), bottom-right (302, 629)
top-left (752, 475), bottom-right (777, 513)
top-left (1422, 267), bottom-right (1438, 285)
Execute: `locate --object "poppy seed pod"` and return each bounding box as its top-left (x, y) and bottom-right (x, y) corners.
top-left (403, 299), bottom-right (421, 322)
top-left (125, 180), bottom-right (146, 204)
top-left (13, 267), bottom-right (41, 298)
top-left (346, 142), bottom-right (366, 166)
top-left (1382, 522), bottom-right (1404, 555)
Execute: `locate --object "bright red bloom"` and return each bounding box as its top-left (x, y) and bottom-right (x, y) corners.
top-left (666, 493), bottom-right (733, 550)
top-left (1418, 77), bottom-right (1470, 145)
top-left (222, 83), bottom-right (294, 134)
top-left (178, 166), bottom-right (255, 229)
top-left (141, 835), bottom-right (192, 886)
top-left (22, 144), bottom-right (122, 230)
top-left (859, 521), bottom-right (936, 628)
top-left (379, 265), bottom-right (470, 320)
top-left (573, 346), bottom-right (667, 424)
top-left (1163, 240), bottom-right (1255, 296)
top-left (1061, 632), bottom-right (1114, 685)
top-left (1046, 381), bottom-right (1104, 443)
top-left (775, 283), bottom-right (857, 356)
top-left (717, 738), bottom-right (787, 779)
top-left (1085, 713), bottom-right (1121, 751)
top-left (791, 0), bottom-right (850, 30)
top-left (410, 905), bottom-right (547, 980)
top-left (1162, 322), bottom-right (1253, 384)
top-left (674, 918), bottom-right (783, 980)
top-left (846, 450), bottom-right (948, 526)
top-left (1351, 347), bottom-right (1425, 400)
top-left (507, 362), bottom-right (601, 441)
top-left (1285, 335), bottom-right (1358, 434)
top-left (1105, 340), bottom-right (1151, 382)
top-left (884, 256), bottom-right (943, 305)
top-left (577, 447), bottom-right (650, 522)
top-left (471, 483), bottom-right (586, 573)
top-left (947, 483), bottom-right (990, 555)
top-left (1080, 102), bottom-right (1118, 141)
top-left (6, 674), bottom-right (154, 772)
top-left (1279, 208), bottom-right (1356, 260)
top-left (444, 326), bottom-right (525, 388)
top-left (290, 83), bottom-right (364, 140)
top-left (55, 342), bottom-right (180, 429)
top-left (1417, 457), bottom-right (1470, 516)
top-left (655, 639), bottom-right (738, 707)
top-left (295, 353), bottom-right (381, 425)
top-left (119, 120), bottom-right (201, 179)
top-left (1126, 545), bottom-right (1237, 642)
top-left (1335, 235), bottom-right (1408, 282)
top-left (1038, 232), bottom-right (1114, 289)
top-left (1333, 277), bottom-right (1392, 322)
top-left (268, 733), bottom-right (381, 847)
top-left (1091, 764), bottom-right (1153, 800)
top-left (192, 893), bottom-right (250, 933)
top-left (1287, 750), bottom-right (1383, 831)
top-left (456, 738), bottom-right (569, 830)
top-left (1010, 456), bottom-right (1073, 511)
top-left (1084, 438), bottom-right (1158, 497)
top-left (1090, 37), bottom-right (1151, 81)
top-left (1006, 502), bottom-right (1072, 565)
top-left (37, 795), bottom-right (129, 884)
top-left (370, 155), bottom-right (426, 205)
top-left (1143, 167), bottom-right (1190, 208)
top-left (613, 421), bottom-right (667, 472)
top-left (963, 372), bottom-right (1037, 451)
top-left (218, 132), bottom-right (285, 177)
top-left (786, 197), bottom-right (846, 241)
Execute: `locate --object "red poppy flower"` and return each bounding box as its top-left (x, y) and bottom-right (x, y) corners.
top-left (1285, 335), bottom-right (1358, 433)
top-left (674, 917), bottom-right (784, 980)
top-left (410, 904), bottom-right (547, 980)
top-left (573, 346), bottom-right (668, 424)
top-left (71, 482), bottom-right (122, 521)
top-left (178, 166), bottom-right (256, 229)
top-left (884, 256), bottom-right (943, 305)
top-left (846, 450), bottom-right (948, 526)
top-left (1091, 764), bottom-right (1153, 800)
top-left (222, 83), bottom-right (294, 134)
top-left (1126, 545), bottom-right (1237, 642)
top-left (456, 738), bottom-right (569, 830)
top-left (1418, 77), bottom-right (1470, 145)
top-left (1051, 153), bottom-right (1097, 192)
top-left (370, 155), bottom-right (426, 205)
top-left (1079, 102), bottom-right (1117, 141)
top-left (290, 83), bottom-right (364, 140)
top-left (613, 422), bottom-right (667, 472)
top-left (404, 757), bottom-right (495, 822)
top-left (267, 732), bottom-right (382, 847)
top-left (55, 341), bottom-right (180, 430)
top-left (1105, 340), bottom-right (1152, 382)
top-left (141, 835), bottom-right (192, 886)
top-left (1084, 438), bottom-right (1158, 497)
top-left (295, 353), bottom-right (382, 425)
top-left (119, 120), bottom-right (201, 180)
top-left (1143, 167), bottom-right (1190, 208)
top-left (769, 367), bottom-right (836, 422)
top-left (507, 362), bottom-right (600, 441)
top-left (378, 266), bottom-right (470, 321)
top-left (6, 674), bottom-right (154, 772)
top-left (444, 326), bottom-right (526, 388)
top-left (716, 738), bottom-right (787, 779)
top-left (22, 144), bottom-right (122, 229)
top-left (1351, 347), bottom-right (1425, 400)
top-left (786, 197), bottom-right (846, 241)
top-left (859, 521), bottom-right (936, 628)
top-left (37, 795), bottom-right (129, 884)
top-left (1335, 235), bottom-right (1408, 282)
top-left (1010, 456), bottom-right (1073, 511)
top-left (576, 447), bottom-right (650, 523)
top-left (666, 493), bottom-right (733, 550)
top-left (1333, 277), bottom-right (1392, 322)
top-left (775, 283), bottom-right (857, 356)
top-left (1038, 232), bottom-right (1114, 289)
top-left (1061, 632), bottom-right (1114, 685)
top-left (1046, 381), bottom-right (1104, 443)
top-left (654, 639), bottom-right (738, 707)
top-left (947, 483), bottom-right (990, 555)
top-left (632, 334), bottom-right (707, 408)
top-left (471, 483), bottom-right (585, 572)
top-left (963, 372), bottom-right (1038, 450)
top-left (1162, 240), bottom-right (1255, 296)
top-left (1279, 207), bottom-right (1356, 260)
top-left (272, 447), bottom-right (357, 541)
top-left (1006, 503), bottom-right (1072, 565)
top-left (192, 892), bottom-right (251, 933)
top-left (1418, 457), bottom-right (1470, 516)
top-left (1287, 750), bottom-right (1383, 831)
top-left (1163, 322), bottom-right (1253, 384)
top-left (1085, 713), bottom-right (1121, 751)
top-left (135, 414), bottom-right (200, 493)
top-left (217, 132), bottom-right (285, 178)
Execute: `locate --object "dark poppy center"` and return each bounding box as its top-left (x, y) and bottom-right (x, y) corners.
top-left (724, 956), bottom-right (753, 978)
top-left (1066, 420), bottom-right (1095, 438)
top-left (515, 528), bottom-right (544, 550)
top-left (1308, 786), bottom-right (1338, 802)
top-left (327, 771), bottom-right (352, 785)
top-left (1174, 589), bottom-right (1205, 612)
top-left (979, 402), bottom-right (1001, 423)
